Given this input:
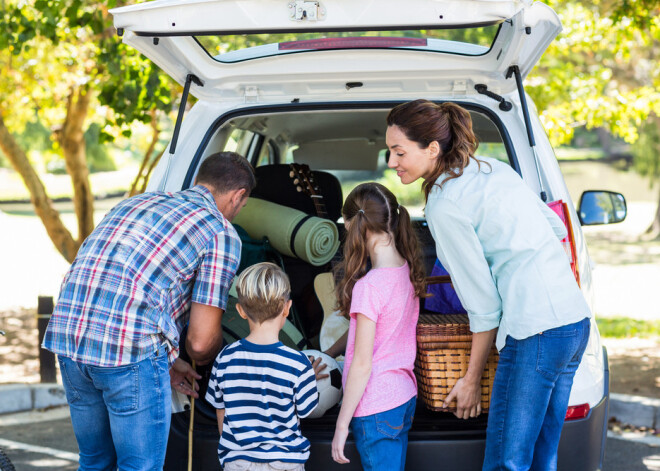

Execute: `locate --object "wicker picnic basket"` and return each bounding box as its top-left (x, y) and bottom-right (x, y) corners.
top-left (415, 313), bottom-right (499, 412)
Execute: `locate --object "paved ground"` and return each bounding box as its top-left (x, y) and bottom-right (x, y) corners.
top-left (0, 408), bottom-right (658, 471)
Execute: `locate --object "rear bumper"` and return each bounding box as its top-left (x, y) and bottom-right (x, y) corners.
top-left (307, 347), bottom-right (610, 471)
top-left (304, 394), bottom-right (609, 471)
top-left (164, 348), bottom-right (610, 471)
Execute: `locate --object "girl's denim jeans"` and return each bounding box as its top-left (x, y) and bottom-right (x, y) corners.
top-left (483, 317), bottom-right (591, 471)
top-left (58, 344), bottom-right (171, 471)
top-left (350, 396), bottom-right (416, 471)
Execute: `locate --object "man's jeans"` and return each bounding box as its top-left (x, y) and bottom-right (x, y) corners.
top-left (58, 345), bottom-right (171, 471)
top-left (483, 317), bottom-right (590, 471)
top-left (350, 396), bottom-right (416, 471)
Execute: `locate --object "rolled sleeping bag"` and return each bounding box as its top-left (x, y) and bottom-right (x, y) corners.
top-left (232, 197), bottom-right (340, 266)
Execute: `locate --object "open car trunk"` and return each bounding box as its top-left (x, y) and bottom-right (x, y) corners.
top-left (163, 103), bottom-right (509, 470)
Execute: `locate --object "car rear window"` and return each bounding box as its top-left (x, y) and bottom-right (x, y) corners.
top-left (195, 24), bottom-right (501, 63)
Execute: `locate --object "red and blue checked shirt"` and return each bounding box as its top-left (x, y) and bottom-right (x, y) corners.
top-left (42, 185), bottom-right (241, 367)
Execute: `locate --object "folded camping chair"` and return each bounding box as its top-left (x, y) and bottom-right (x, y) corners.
top-left (248, 163), bottom-right (344, 340)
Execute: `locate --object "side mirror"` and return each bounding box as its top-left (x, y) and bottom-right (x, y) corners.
top-left (578, 190), bottom-right (627, 226)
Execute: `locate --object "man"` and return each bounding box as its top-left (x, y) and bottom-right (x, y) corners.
top-left (43, 151), bottom-right (256, 470)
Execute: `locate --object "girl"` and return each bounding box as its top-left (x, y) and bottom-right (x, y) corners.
top-left (385, 99), bottom-right (591, 470)
top-left (331, 182), bottom-right (426, 470)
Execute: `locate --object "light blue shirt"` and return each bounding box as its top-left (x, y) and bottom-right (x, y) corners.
top-left (425, 157), bottom-right (591, 351)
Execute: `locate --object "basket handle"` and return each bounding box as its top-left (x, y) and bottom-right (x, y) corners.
top-left (425, 275), bottom-right (452, 286)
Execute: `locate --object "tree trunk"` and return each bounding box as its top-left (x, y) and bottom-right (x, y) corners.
top-left (127, 109), bottom-right (160, 197)
top-left (596, 127), bottom-right (612, 156)
top-left (0, 113), bottom-right (79, 263)
top-left (645, 186), bottom-right (660, 239)
top-left (57, 85), bottom-right (95, 241)
top-left (140, 148), bottom-right (165, 194)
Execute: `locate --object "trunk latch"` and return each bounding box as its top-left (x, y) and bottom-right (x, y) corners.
top-left (288, 1), bottom-right (326, 21)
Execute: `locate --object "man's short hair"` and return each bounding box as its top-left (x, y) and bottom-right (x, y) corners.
top-left (196, 152), bottom-right (256, 195)
top-left (235, 262), bottom-right (291, 324)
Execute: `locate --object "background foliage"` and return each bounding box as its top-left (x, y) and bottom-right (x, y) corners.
top-left (1, 0), bottom-right (660, 262)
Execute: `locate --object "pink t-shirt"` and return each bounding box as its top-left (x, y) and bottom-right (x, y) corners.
top-left (343, 262), bottom-right (419, 417)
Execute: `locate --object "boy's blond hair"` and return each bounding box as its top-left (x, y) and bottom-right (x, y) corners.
top-left (235, 262), bottom-right (291, 323)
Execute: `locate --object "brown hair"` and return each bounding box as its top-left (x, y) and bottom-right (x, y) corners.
top-left (196, 151), bottom-right (256, 195)
top-left (235, 262), bottom-right (291, 324)
top-left (386, 100), bottom-right (487, 202)
top-left (335, 182), bottom-right (427, 318)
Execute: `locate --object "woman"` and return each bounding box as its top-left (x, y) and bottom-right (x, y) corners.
top-left (385, 99), bottom-right (591, 470)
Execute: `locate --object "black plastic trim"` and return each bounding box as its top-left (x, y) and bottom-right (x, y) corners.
top-left (134, 21), bottom-right (504, 37)
top-left (181, 101), bottom-right (520, 190)
top-left (170, 74), bottom-right (204, 155)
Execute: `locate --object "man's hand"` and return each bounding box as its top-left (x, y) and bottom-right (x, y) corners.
top-left (443, 376), bottom-right (482, 419)
top-left (170, 358), bottom-right (202, 398)
top-left (309, 355), bottom-right (330, 381)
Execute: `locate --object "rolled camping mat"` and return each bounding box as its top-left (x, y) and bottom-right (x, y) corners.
top-left (232, 197), bottom-right (340, 266)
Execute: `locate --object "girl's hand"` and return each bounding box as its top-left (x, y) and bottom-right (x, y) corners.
top-left (443, 376), bottom-right (482, 419)
top-left (170, 358), bottom-right (202, 398)
top-left (331, 425), bottom-right (350, 464)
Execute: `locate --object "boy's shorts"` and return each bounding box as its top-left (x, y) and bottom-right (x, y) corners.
top-left (223, 460), bottom-right (305, 471)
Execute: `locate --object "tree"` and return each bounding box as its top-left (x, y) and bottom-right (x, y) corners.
top-left (527, 0), bottom-right (660, 236)
top-left (0, 0), bottom-right (176, 262)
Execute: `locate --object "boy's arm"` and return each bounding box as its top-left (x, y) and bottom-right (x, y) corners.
top-left (294, 358), bottom-right (320, 419)
top-left (216, 409), bottom-right (225, 435)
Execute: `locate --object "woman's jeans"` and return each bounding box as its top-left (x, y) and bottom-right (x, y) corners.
top-left (350, 396), bottom-right (416, 471)
top-left (483, 317), bottom-right (591, 471)
top-left (58, 344), bottom-right (171, 471)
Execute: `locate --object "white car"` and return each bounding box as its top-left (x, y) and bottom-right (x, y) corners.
top-left (111, 1), bottom-right (625, 469)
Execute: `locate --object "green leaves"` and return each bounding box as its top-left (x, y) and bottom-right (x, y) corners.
top-left (528, 0), bottom-right (660, 148)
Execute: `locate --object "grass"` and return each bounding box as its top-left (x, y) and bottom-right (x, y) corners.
top-left (596, 317), bottom-right (660, 339)
top-left (0, 166), bottom-right (139, 202)
top-left (554, 147), bottom-right (606, 161)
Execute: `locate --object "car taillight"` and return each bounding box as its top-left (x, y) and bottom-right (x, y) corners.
top-left (547, 200), bottom-right (580, 287)
top-left (279, 37), bottom-right (428, 50)
top-left (565, 403), bottom-right (590, 421)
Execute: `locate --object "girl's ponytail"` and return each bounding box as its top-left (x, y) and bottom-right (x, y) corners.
top-left (335, 208), bottom-right (370, 318)
top-left (395, 204), bottom-right (428, 299)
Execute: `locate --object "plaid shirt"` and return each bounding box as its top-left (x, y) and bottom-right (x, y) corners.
top-left (43, 186), bottom-right (241, 367)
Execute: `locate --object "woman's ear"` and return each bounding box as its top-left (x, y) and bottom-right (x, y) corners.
top-left (428, 140), bottom-right (441, 159)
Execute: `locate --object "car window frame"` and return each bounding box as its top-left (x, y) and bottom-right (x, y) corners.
top-left (181, 101), bottom-right (520, 191)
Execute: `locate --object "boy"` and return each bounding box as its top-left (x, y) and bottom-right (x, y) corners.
top-left (206, 262), bottom-right (319, 471)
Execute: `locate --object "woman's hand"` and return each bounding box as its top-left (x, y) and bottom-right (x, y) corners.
top-left (331, 424), bottom-right (350, 464)
top-left (308, 355), bottom-right (330, 381)
top-left (443, 375), bottom-right (482, 419)
top-left (170, 358), bottom-right (202, 398)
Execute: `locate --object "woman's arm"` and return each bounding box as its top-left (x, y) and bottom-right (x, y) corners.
top-left (426, 198), bottom-right (501, 418)
top-left (443, 328), bottom-right (497, 419)
top-left (331, 314), bottom-right (376, 464)
top-left (323, 331), bottom-right (348, 358)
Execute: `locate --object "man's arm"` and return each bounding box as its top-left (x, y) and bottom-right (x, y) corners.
top-left (186, 302), bottom-right (224, 365)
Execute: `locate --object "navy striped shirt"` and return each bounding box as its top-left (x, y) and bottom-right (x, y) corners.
top-left (206, 339), bottom-right (318, 465)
